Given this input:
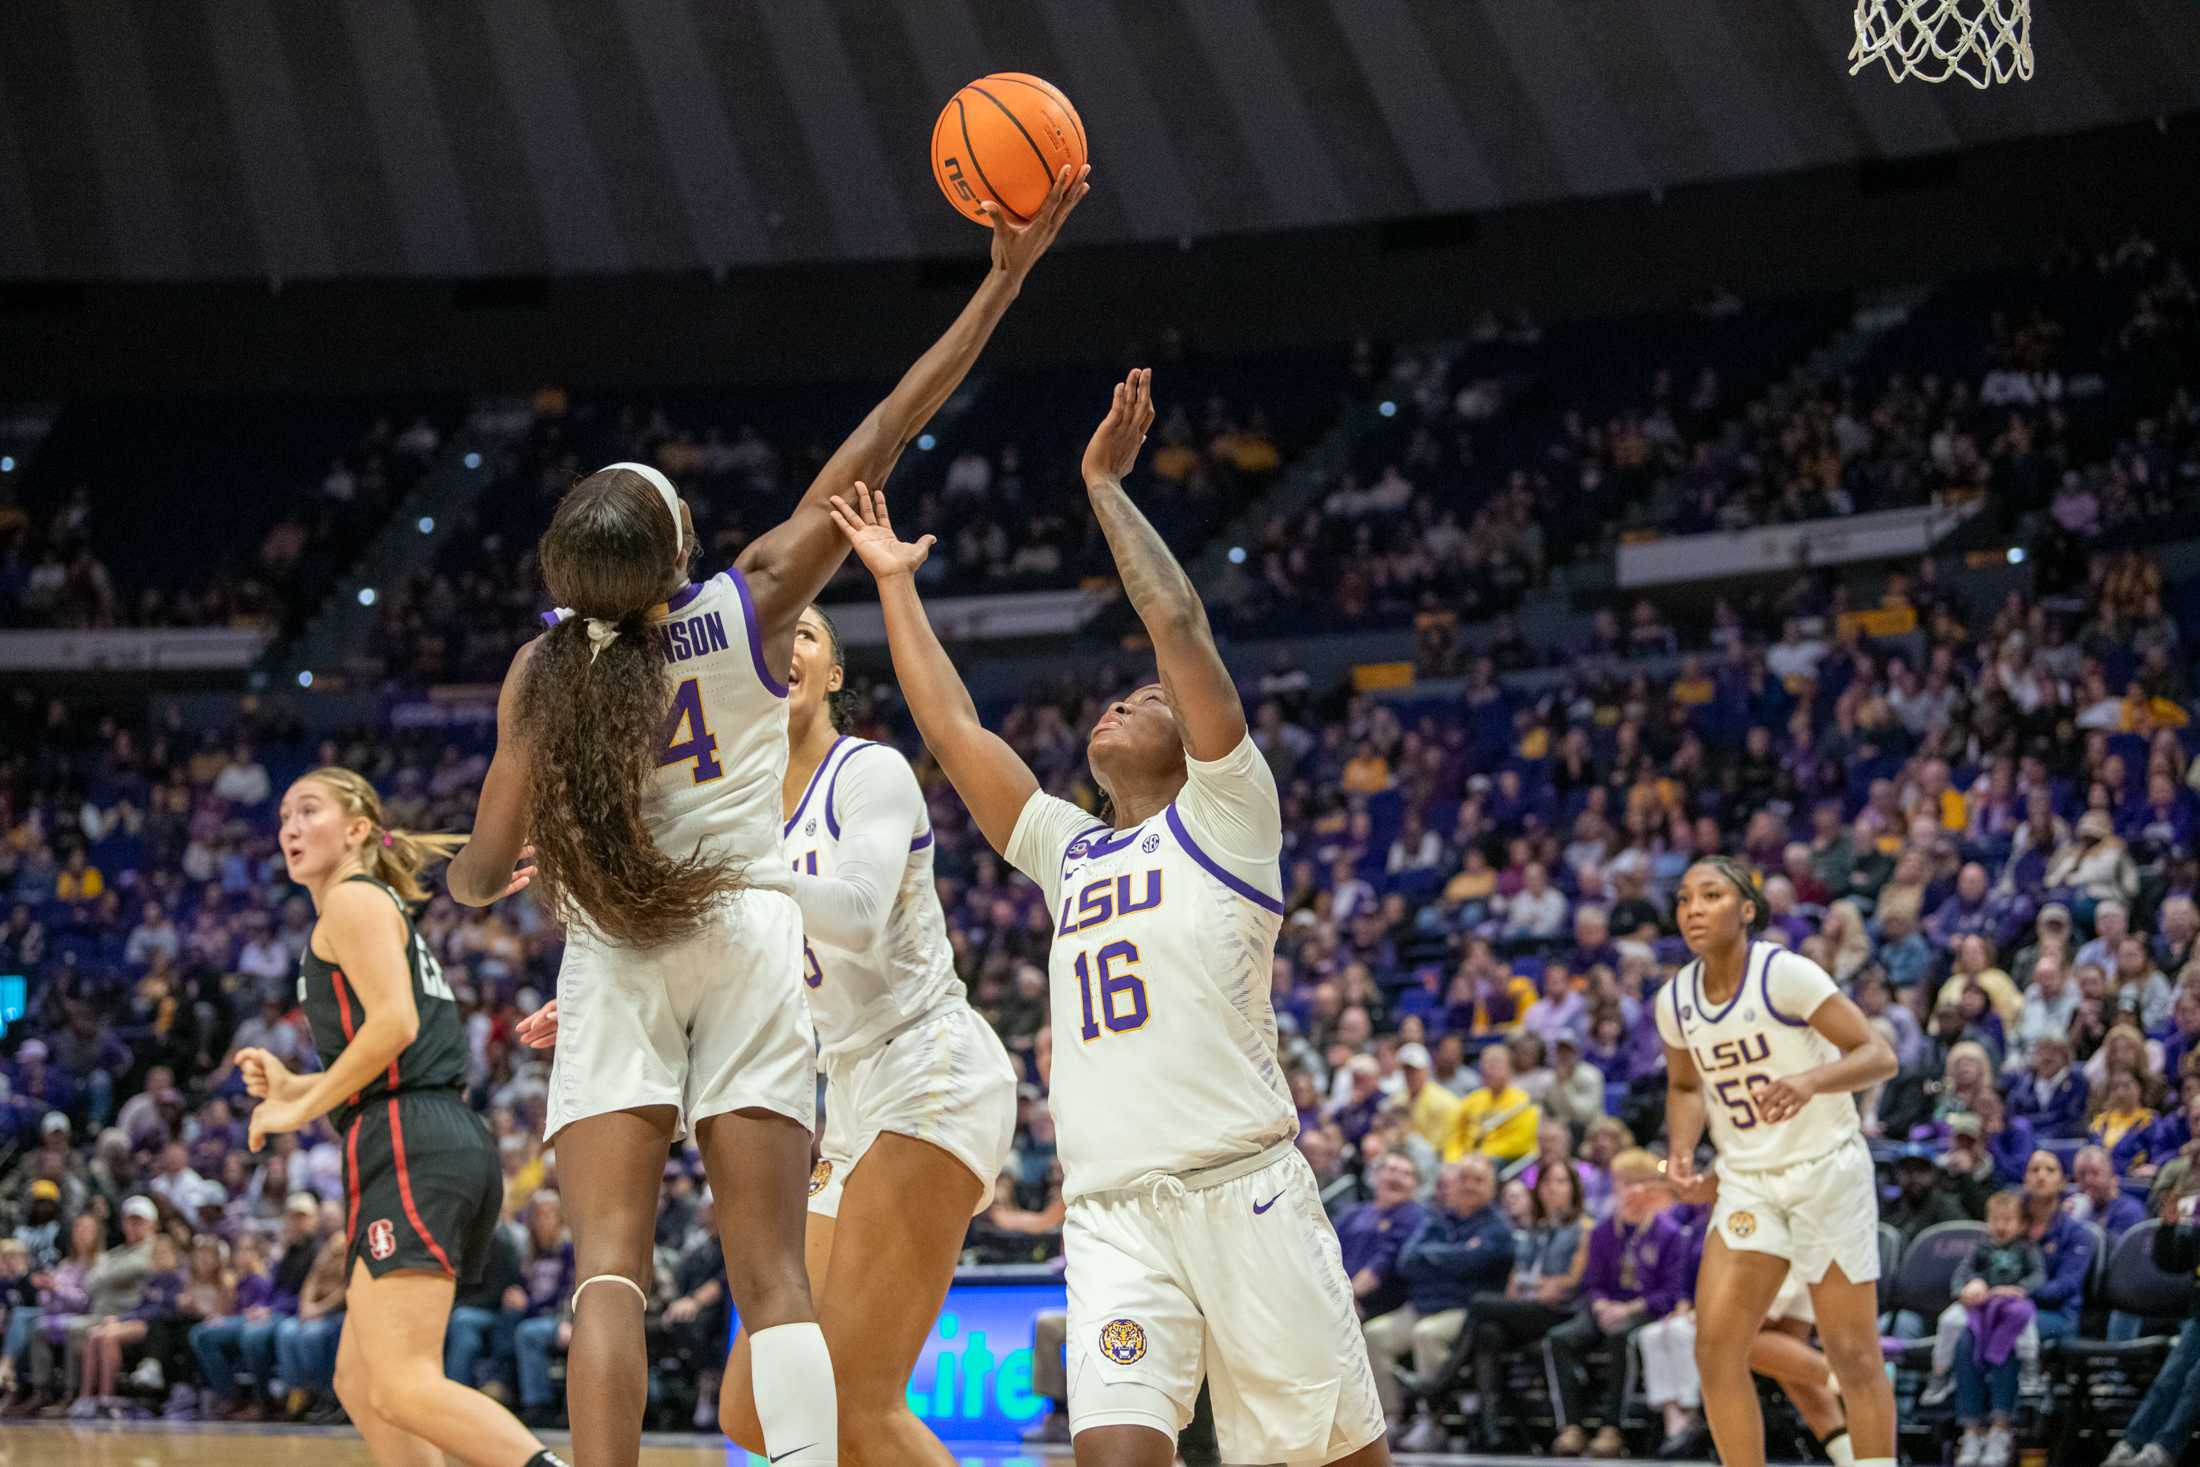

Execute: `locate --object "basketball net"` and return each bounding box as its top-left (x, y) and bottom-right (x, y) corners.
top-left (1850, 0), bottom-right (2033, 88)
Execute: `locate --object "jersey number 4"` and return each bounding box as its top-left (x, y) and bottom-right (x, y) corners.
top-left (1073, 939), bottom-right (1149, 1041)
top-left (658, 678), bottom-right (724, 784)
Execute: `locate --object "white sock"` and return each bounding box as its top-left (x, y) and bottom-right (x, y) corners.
top-left (1822, 1429), bottom-right (1855, 1467)
top-left (749, 1321), bottom-right (837, 1465)
top-left (1856, 1456), bottom-right (1896, 1467)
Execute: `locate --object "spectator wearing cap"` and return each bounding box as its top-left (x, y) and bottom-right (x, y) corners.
top-left (1, 1113), bottom-right (87, 1222)
top-left (2009, 901), bottom-right (2075, 990)
top-left (1443, 1045), bottom-right (1541, 1164)
top-left (1542, 1035), bottom-right (1606, 1134)
top-left (1887, 1148), bottom-right (1969, 1249)
top-left (1396, 1043), bottom-right (1460, 1152)
top-left (53, 1195), bottom-right (156, 1412)
top-left (2008, 1034), bottom-right (2090, 1142)
top-left (1338, 1152), bottom-right (1431, 1320)
top-left (7, 1042), bottom-right (78, 1123)
top-left (12, 1180), bottom-right (65, 1276)
top-left (2067, 1146), bottom-right (2146, 1242)
top-left (190, 1191), bottom-right (318, 1418)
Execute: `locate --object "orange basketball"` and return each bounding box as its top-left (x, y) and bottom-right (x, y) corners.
top-left (932, 72), bottom-right (1087, 227)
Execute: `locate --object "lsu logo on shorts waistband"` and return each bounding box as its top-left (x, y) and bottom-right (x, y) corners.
top-left (1728, 1210), bottom-right (1757, 1240)
top-left (808, 1160), bottom-right (833, 1196)
top-left (366, 1218), bottom-right (397, 1261)
top-left (1098, 1318), bottom-right (1148, 1365)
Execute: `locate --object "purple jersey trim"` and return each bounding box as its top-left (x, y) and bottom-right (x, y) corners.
top-left (1164, 804), bottom-right (1285, 915)
top-left (1693, 942), bottom-right (1757, 1026)
top-left (824, 741), bottom-right (891, 840)
top-left (1761, 948), bottom-right (1815, 1027)
top-left (725, 567), bottom-right (788, 698)
top-left (783, 735), bottom-right (846, 837)
top-left (910, 829), bottom-right (934, 852)
top-left (663, 580), bottom-right (705, 614)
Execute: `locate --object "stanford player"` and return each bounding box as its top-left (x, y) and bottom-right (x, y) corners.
top-left (240, 767), bottom-right (565, 1467)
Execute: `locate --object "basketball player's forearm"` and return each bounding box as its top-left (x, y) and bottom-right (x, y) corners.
top-left (1666, 1084), bottom-right (1707, 1159)
top-left (871, 268), bottom-right (1024, 465)
top-left (876, 575), bottom-right (984, 744)
top-left (1085, 475), bottom-right (1200, 634)
top-left (1803, 1038), bottom-right (1899, 1097)
top-left (289, 1017), bottom-right (414, 1126)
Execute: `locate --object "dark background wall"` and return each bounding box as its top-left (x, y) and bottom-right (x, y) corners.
top-left (4, 0), bottom-right (2198, 286)
top-left (6, 115), bottom-right (2199, 397)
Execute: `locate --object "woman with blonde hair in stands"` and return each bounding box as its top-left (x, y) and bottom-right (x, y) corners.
top-left (1938, 1041), bottom-right (1998, 1123)
top-left (1819, 901), bottom-right (1874, 984)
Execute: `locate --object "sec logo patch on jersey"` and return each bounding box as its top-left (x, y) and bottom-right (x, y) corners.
top-left (1728, 1211), bottom-right (1757, 1240)
top-left (808, 1160), bottom-right (833, 1196)
top-left (1098, 1318), bottom-right (1148, 1364)
top-left (367, 1219), bottom-right (397, 1261)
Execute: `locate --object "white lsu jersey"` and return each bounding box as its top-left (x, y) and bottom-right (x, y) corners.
top-left (1004, 734), bottom-right (1295, 1201)
top-left (781, 735), bottom-right (963, 1058)
top-left (1655, 941), bottom-right (1859, 1172)
top-left (546, 569), bottom-right (792, 901)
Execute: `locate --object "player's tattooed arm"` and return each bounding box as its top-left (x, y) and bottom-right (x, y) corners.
top-left (1081, 369), bottom-right (1246, 761)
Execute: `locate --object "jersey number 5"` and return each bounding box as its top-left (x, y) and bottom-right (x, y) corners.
top-left (1714, 1074), bottom-right (1770, 1129)
top-left (1073, 939), bottom-right (1149, 1041)
top-left (658, 678), bottom-right (724, 784)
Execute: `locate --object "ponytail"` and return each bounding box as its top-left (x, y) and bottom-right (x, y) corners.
top-left (522, 468), bottom-right (748, 948)
top-left (293, 767), bottom-right (463, 904)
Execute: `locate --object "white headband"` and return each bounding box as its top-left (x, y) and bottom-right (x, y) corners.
top-left (573, 462), bottom-right (686, 663)
top-left (605, 461), bottom-right (686, 556)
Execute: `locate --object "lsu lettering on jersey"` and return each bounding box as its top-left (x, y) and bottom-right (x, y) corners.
top-left (781, 735), bottom-right (961, 1058)
top-left (1655, 942), bottom-right (1859, 1171)
top-left (1004, 734), bottom-right (1295, 1200)
top-left (545, 570), bottom-right (791, 897)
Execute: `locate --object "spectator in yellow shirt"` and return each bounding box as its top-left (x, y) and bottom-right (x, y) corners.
top-left (56, 850), bottom-right (105, 902)
top-left (1398, 1042), bottom-right (1462, 1151)
top-left (1444, 1044), bottom-right (1541, 1164)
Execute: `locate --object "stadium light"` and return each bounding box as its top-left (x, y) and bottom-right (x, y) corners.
top-left (418, 516), bottom-right (435, 534)
top-left (0, 456), bottom-right (13, 473)
top-left (1378, 401), bottom-right (1397, 418)
top-left (918, 434), bottom-right (937, 451)
top-left (358, 587), bottom-right (378, 607)
top-left (296, 671), bottom-right (315, 689)
top-left (1228, 546), bottom-right (1247, 565)
top-left (2007, 547), bottom-right (2027, 565)
top-left (464, 451), bottom-right (483, 470)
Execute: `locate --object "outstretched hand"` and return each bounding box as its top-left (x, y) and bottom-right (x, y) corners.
top-left (1082, 368), bottom-right (1155, 489)
top-left (828, 482), bottom-right (935, 582)
top-left (515, 999), bottom-right (558, 1050)
top-left (986, 164), bottom-right (1091, 280)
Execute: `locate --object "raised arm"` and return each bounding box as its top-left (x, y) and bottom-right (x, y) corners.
top-left (828, 483), bottom-right (1038, 854)
top-left (1081, 369), bottom-right (1244, 760)
top-left (739, 166), bottom-right (1090, 645)
top-left (789, 748), bottom-right (925, 952)
top-left (447, 641), bottom-right (539, 908)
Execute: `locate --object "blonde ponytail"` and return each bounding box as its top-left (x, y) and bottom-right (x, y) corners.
top-left (295, 767), bottom-right (464, 904)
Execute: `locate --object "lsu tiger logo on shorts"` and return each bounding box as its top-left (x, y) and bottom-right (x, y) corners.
top-left (366, 1219), bottom-right (396, 1261)
top-left (807, 1160), bottom-right (833, 1196)
top-left (1728, 1210), bottom-right (1757, 1240)
top-left (1098, 1318), bottom-right (1148, 1365)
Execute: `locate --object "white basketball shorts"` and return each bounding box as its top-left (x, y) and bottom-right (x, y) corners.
top-left (1711, 1132), bottom-right (1881, 1287)
top-left (807, 1002), bottom-right (1018, 1219)
top-left (545, 888), bottom-right (815, 1143)
top-left (1063, 1143), bottom-right (1385, 1465)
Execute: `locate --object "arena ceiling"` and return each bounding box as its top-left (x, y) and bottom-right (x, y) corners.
top-left (2, 0), bottom-right (2197, 283)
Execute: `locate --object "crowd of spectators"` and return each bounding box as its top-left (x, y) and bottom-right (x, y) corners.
top-left (0, 411), bottom-right (449, 634)
top-left (1214, 233), bottom-right (2197, 635)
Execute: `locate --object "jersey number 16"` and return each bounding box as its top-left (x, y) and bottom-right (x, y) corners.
top-left (1073, 939), bottom-right (1150, 1041)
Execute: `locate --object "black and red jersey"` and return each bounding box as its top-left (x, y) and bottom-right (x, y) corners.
top-left (298, 875), bottom-right (468, 1132)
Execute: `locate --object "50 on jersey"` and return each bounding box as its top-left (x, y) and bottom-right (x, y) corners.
top-left (1690, 1031), bottom-right (1775, 1130)
top-left (1057, 866), bottom-right (1163, 1045)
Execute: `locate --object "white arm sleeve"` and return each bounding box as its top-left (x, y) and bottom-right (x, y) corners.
top-left (788, 749), bottom-right (926, 953)
top-left (1173, 732), bottom-right (1283, 865)
top-left (1004, 789), bottom-right (1106, 909)
top-left (1766, 948), bottom-right (1841, 1028)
